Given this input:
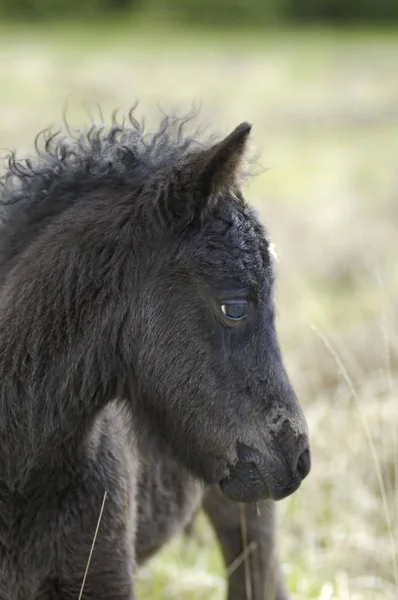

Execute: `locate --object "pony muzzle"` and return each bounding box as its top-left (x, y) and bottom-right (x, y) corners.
top-left (219, 437), bottom-right (311, 503)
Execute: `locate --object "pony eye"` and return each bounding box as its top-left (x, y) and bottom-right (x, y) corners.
top-left (220, 300), bottom-right (249, 325)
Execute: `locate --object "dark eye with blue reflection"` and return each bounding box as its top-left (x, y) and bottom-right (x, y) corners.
top-left (220, 299), bottom-right (249, 326)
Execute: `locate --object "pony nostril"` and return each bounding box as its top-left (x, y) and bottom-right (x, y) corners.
top-left (296, 448), bottom-right (311, 480)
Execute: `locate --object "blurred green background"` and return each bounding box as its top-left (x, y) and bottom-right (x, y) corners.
top-left (1, 0), bottom-right (398, 22)
top-left (0, 1), bottom-right (397, 599)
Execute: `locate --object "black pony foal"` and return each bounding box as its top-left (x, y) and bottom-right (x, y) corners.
top-left (0, 112), bottom-right (310, 599)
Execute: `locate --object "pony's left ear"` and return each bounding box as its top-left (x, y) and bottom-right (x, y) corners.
top-left (187, 122), bottom-right (252, 200)
top-left (154, 122), bottom-right (252, 227)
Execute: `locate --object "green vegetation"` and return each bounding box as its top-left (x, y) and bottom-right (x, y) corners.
top-left (1, 22), bottom-right (397, 600)
top-left (1, 0), bottom-right (398, 23)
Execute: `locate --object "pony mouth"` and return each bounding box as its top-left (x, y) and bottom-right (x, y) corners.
top-left (218, 443), bottom-right (303, 503)
top-left (219, 460), bottom-right (271, 503)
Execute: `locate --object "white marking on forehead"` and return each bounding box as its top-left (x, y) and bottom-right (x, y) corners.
top-left (269, 242), bottom-right (278, 262)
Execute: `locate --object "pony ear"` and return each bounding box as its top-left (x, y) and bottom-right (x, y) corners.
top-left (187, 122), bottom-right (252, 200)
top-left (154, 122), bottom-right (252, 227)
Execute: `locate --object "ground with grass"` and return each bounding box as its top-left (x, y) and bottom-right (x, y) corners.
top-left (0, 23), bottom-right (397, 600)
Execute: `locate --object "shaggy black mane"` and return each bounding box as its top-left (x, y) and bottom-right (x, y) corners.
top-left (1, 110), bottom-right (208, 207)
top-left (0, 108), bottom-right (220, 268)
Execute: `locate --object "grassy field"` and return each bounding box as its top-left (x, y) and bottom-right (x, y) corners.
top-left (0, 22), bottom-right (397, 600)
